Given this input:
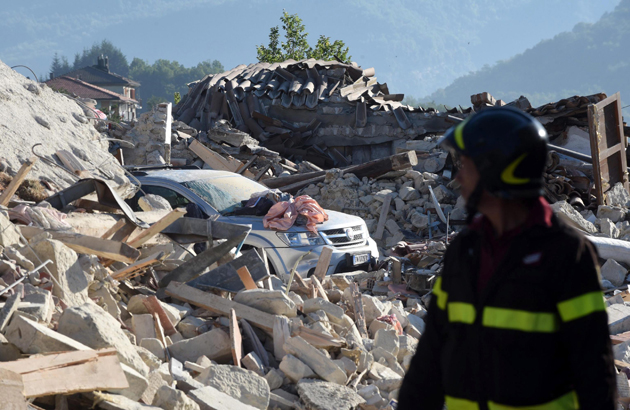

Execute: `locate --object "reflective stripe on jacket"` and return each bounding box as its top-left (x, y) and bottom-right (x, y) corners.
top-left (397, 216), bottom-right (616, 410)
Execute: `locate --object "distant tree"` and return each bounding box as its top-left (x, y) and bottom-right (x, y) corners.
top-left (257, 11), bottom-right (351, 63)
top-left (174, 92), bottom-right (181, 105)
top-left (73, 40), bottom-right (129, 76)
top-left (50, 53), bottom-right (71, 78)
top-left (146, 96), bottom-right (167, 111)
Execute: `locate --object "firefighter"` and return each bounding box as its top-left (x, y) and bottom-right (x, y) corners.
top-left (398, 107), bottom-right (616, 409)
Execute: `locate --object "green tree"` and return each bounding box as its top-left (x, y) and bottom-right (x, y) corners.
top-left (50, 52), bottom-right (71, 78)
top-left (174, 92), bottom-right (181, 105)
top-left (73, 39), bottom-right (129, 76)
top-left (257, 11), bottom-right (351, 63)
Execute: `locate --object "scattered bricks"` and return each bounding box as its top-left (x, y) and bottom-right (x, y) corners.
top-left (601, 259), bottom-right (627, 287)
top-left (302, 297), bottom-right (345, 324)
top-left (140, 338), bottom-right (166, 362)
top-left (233, 289), bottom-right (297, 317)
top-left (608, 304), bottom-right (630, 335)
top-left (296, 379), bottom-right (366, 410)
top-left (264, 368), bottom-right (284, 390)
top-left (168, 328), bottom-right (231, 364)
top-left (188, 384), bottom-right (260, 410)
top-left (279, 354), bottom-right (316, 383)
top-left (152, 385), bottom-right (200, 410)
top-left (57, 303), bottom-right (150, 376)
top-left (195, 365), bottom-right (270, 409)
top-left (283, 336), bottom-right (347, 385)
top-left (242, 352), bottom-right (265, 376)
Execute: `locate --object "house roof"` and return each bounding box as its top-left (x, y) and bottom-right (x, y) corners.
top-left (63, 66), bottom-right (140, 87)
top-left (44, 76), bottom-right (138, 103)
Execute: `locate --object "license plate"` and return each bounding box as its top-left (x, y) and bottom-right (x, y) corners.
top-left (352, 253), bottom-right (370, 265)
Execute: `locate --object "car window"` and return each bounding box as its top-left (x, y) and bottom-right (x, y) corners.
top-left (183, 175), bottom-right (267, 214)
top-left (125, 185), bottom-right (191, 212)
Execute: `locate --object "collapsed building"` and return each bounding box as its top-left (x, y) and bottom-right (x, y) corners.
top-left (2, 54), bottom-right (630, 410)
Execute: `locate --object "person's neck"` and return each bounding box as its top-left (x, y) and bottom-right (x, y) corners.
top-left (478, 196), bottom-right (531, 237)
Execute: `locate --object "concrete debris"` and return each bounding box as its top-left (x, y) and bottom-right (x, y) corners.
top-left (1, 57), bottom-right (630, 409)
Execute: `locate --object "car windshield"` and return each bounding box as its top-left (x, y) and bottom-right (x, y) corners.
top-left (182, 175), bottom-right (268, 214)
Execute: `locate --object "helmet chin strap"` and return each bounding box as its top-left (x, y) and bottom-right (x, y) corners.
top-left (465, 183), bottom-right (484, 225)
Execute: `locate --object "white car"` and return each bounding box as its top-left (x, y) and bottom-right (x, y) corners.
top-left (126, 169), bottom-right (379, 279)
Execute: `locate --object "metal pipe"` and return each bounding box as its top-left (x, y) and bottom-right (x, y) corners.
top-left (548, 144), bottom-right (594, 163)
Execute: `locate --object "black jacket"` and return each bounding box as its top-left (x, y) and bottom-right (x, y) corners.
top-left (398, 215), bottom-right (616, 410)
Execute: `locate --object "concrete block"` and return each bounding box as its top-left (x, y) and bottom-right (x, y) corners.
top-left (374, 329), bottom-right (400, 357)
top-left (108, 363), bottom-right (150, 402)
top-left (132, 314), bottom-right (157, 342)
top-left (264, 368), bottom-right (284, 390)
top-left (195, 365), bottom-right (270, 409)
top-left (188, 385), bottom-right (259, 410)
top-left (168, 328), bottom-right (231, 364)
top-left (233, 289), bottom-right (297, 317)
top-left (4, 314), bottom-right (90, 354)
top-left (297, 379), bottom-right (365, 410)
top-left (152, 385), bottom-right (199, 410)
top-left (283, 337), bottom-right (347, 385)
top-left (242, 352), bottom-right (265, 375)
top-left (362, 295), bottom-right (387, 324)
top-left (302, 298), bottom-right (344, 324)
top-left (141, 371), bottom-right (168, 405)
top-left (279, 354), bottom-right (316, 383)
top-left (368, 318), bottom-right (393, 338)
top-left (609, 304), bottom-right (630, 335)
top-left (57, 302), bottom-right (149, 376)
top-left (140, 338), bottom-right (166, 362)
top-left (601, 259), bottom-right (627, 288)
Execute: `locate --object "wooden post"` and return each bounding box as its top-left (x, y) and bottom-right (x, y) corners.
top-left (229, 309), bottom-right (243, 367)
top-left (310, 276), bottom-right (329, 302)
top-left (127, 208), bottom-right (186, 248)
top-left (0, 157), bottom-right (36, 206)
top-left (350, 282), bottom-right (368, 338)
top-left (392, 258), bottom-right (402, 285)
top-left (142, 295), bottom-right (177, 336)
top-left (373, 194), bottom-right (393, 240)
top-left (313, 246), bottom-right (334, 282)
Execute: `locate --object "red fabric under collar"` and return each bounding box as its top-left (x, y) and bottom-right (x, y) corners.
top-left (470, 197), bottom-right (552, 293)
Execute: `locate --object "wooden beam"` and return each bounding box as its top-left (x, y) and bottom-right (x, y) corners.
top-left (0, 157), bottom-right (36, 206)
top-left (373, 194), bottom-right (393, 240)
top-left (127, 208), bottom-right (187, 248)
top-left (229, 309), bottom-right (242, 367)
top-left (110, 251), bottom-right (166, 281)
top-left (55, 150), bottom-right (91, 178)
top-left (312, 246), bottom-right (334, 282)
top-left (100, 219), bottom-right (126, 240)
top-left (189, 139), bottom-right (255, 178)
top-left (236, 266), bottom-right (258, 290)
top-left (392, 258), bottom-right (402, 285)
top-left (166, 282), bottom-right (275, 332)
top-left (142, 295), bottom-right (177, 337)
top-left (310, 276), bottom-right (329, 302)
top-left (236, 155), bottom-right (258, 175)
top-left (0, 348), bottom-right (128, 398)
top-left (19, 226), bottom-right (140, 263)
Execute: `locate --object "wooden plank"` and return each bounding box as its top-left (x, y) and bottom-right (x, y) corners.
top-left (100, 219), bottom-right (126, 240)
top-left (55, 150), bottom-right (90, 178)
top-left (110, 251), bottom-right (166, 281)
top-left (19, 226), bottom-right (140, 263)
top-left (236, 155), bottom-right (258, 175)
top-left (189, 139), bottom-right (255, 178)
top-left (166, 282), bottom-right (275, 332)
top-left (111, 222), bottom-right (137, 243)
top-left (313, 246), bottom-right (334, 281)
top-left (21, 354), bottom-right (128, 397)
top-left (229, 309), bottom-right (243, 367)
top-left (310, 276), bottom-right (329, 302)
top-left (392, 258), bottom-right (402, 285)
top-left (142, 295), bottom-right (177, 337)
top-left (350, 282), bottom-right (368, 338)
top-left (153, 312), bottom-right (168, 351)
top-left (236, 266), bottom-right (258, 290)
top-left (0, 157), bottom-right (36, 206)
top-left (373, 194), bottom-right (393, 240)
top-left (127, 208), bottom-right (187, 248)
top-left (0, 349), bottom-right (112, 374)
top-left (254, 164), bottom-right (272, 181)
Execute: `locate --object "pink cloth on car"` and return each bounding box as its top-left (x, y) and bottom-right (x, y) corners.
top-left (263, 195), bottom-right (328, 232)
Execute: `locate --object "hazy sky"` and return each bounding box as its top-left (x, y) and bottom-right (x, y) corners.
top-left (0, 0), bottom-right (620, 98)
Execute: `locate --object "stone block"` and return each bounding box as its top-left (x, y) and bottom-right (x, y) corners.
top-left (108, 363), bottom-right (150, 402)
top-left (608, 304), bottom-right (630, 335)
top-left (606, 183), bottom-right (630, 207)
top-left (136, 345), bottom-right (162, 371)
top-left (176, 315), bottom-right (206, 339)
top-left (233, 289), bottom-right (297, 317)
top-left (152, 385), bottom-right (199, 410)
top-left (601, 259), bottom-right (627, 288)
top-left (168, 328), bottom-right (231, 364)
top-left (302, 298), bottom-right (344, 324)
top-left (133, 314), bottom-right (157, 342)
top-left (57, 302), bottom-right (149, 376)
top-left (374, 329), bottom-right (400, 357)
top-left (140, 338), bottom-right (166, 362)
top-left (296, 379), bottom-right (365, 410)
top-left (598, 205), bottom-right (625, 223)
top-left (399, 186), bottom-right (420, 201)
top-left (550, 201), bottom-right (597, 233)
top-left (242, 352), bottom-right (265, 376)
top-left (0, 213), bottom-right (20, 247)
top-left (195, 365), bottom-right (270, 409)
top-left (4, 314), bottom-right (90, 354)
top-left (264, 368), bottom-right (284, 390)
top-left (188, 385), bottom-right (260, 410)
top-left (361, 295), bottom-right (387, 324)
top-left (283, 337), bottom-right (347, 385)
top-left (279, 354), bottom-right (316, 383)
top-left (368, 362), bottom-right (403, 392)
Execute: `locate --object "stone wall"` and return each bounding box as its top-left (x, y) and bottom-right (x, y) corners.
top-left (121, 103), bottom-right (172, 165)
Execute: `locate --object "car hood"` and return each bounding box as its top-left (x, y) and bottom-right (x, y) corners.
top-left (220, 210), bottom-right (365, 232)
